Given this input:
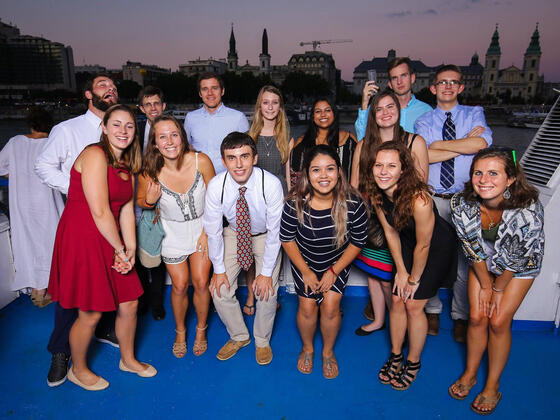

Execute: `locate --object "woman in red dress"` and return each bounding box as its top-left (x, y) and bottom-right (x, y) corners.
top-left (48, 104), bottom-right (156, 391)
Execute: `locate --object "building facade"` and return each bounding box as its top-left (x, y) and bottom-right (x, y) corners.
top-left (122, 61), bottom-right (171, 87)
top-left (0, 20), bottom-right (76, 91)
top-left (481, 24), bottom-right (544, 100)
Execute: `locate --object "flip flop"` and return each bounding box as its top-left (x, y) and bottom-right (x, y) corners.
top-left (471, 392), bottom-right (502, 415)
top-left (322, 355), bottom-right (339, 379)
top-left (448, 379), bottom-right (476, 400)
top-left (297, 351), bottom-right (313, 374)
top-left (242, 304), bottom-right (255, 316)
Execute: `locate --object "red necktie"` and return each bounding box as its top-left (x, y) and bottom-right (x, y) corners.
top-left (236, 187), bottom-right (253, 271)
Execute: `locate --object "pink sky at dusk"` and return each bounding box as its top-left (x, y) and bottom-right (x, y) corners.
top-left (2, 0), bottom-right (559, 82)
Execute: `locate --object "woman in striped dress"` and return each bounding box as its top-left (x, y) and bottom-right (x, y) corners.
top-left (281, 145), bottom-right (367, 379)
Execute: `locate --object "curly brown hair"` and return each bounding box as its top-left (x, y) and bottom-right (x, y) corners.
top-left (363, 141), bottom-right (431, 230)
top-left (462, 147), bottom-right (539, 209)
top-left (141, 115), bottom-right (191, 181)
top-left (359, 90), bottom-right (407, 194)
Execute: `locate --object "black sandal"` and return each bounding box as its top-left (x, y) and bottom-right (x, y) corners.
top-left (391, 359), bottom-right (421, 391)
top-left (378, 353), bottom-right (403, 384)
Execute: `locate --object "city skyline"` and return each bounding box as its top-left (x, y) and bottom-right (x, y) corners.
top-left (2, 0), bottom-right (559, 82)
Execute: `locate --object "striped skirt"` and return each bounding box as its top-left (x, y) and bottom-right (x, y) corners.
top-left (353, 247), bottom-right (394, 282)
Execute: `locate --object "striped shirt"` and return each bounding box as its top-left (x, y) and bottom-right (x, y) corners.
top-left (280, 194), bottom-right (368, 301)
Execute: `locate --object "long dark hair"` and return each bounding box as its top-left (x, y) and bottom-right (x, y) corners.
top-left (359, 90), bottom-right (407, 194)
top-left (99, 104), bottom-right (142, 173)
top-left (287, 145), bottom-right (359, 248)
top-left (141, 114), bottom-right (191, 180)
top-left (292, 98), bottom-right (339, 172)
top-left (363, 141), bottom-right (430, 230)
top-left (462, 147), bottom-right (539, 209)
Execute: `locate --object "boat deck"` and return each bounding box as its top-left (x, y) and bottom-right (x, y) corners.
top-left (1, 287), bottom-right (559, 419)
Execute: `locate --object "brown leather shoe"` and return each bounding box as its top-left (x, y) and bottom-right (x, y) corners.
top-left (256, 345), bottom-right (273, 365)
top-left (453, 319), bottom-right (468, 343)
top-left (363, 301), bottom-right (374, 321)
top-left (426, 313), bottom-right (440, 336)
top-left (216, 338), bottom-right (251, 361)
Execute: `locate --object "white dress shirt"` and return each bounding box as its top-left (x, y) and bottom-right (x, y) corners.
top-left (203, 167), bottom-right (283, 277)
top-left (184, 104), bottom-right (249, 174)
top-left (34, 109), bottom-right (102, 194)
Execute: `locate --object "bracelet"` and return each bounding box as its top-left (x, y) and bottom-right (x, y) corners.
top-left (114, 247), bottom-right (126, 255)
top-left (492, 285), bottom-right (505, 293)
top-left (407, 275), bottom-right (420, 286)
top-left (329, 266), bottom-right (338, 276)
top-left (144, 199), bottom-right (156, 207)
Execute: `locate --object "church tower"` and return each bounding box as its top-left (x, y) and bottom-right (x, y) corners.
top-left (259, 28), bottom-right (271, 75)
top-left (227, 25), bottom-right (238, 72)
top-left (523, 23), bottom-right (541, 99)
top-left (482, 24), bottom-right (501, 96)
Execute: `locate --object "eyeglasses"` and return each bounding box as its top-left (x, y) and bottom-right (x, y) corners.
top-left (435, 80), bottom-right (462, 87)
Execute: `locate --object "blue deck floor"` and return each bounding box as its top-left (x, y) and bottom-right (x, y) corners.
top-left (1, 286), bottom-right (559, 419)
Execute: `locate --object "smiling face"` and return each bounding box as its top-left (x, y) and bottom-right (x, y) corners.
top-left (472, 157), bottom-right (514, 207)
top-left (154, 120), bottom-right (183, 160)
top-left (313, 100), bottom-right (335, 129)
top-left (388, 63), bottom-right (415, 96)
top-left (430, 70), bottom-right (464, 107)
top-left (222, 145), bottom-right (258, 185)
top-left (373, 149), bottom-right (402, 197)
top-left (308, 153), bottom-right (339, 197)
top-left (139, 94), bottom-right (166, 123)
top-left (374, 95), bottom-right (399, 129)
top-left (260, 91), bottom-right (281, 121)
top-left (199, 77), bottom-right (224, 110)
top-left (88, 76), bottom-right (118, 112)
top-left (102, 110), bottom-right (135, 156)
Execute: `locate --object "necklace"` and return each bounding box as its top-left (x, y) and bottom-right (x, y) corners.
top-left (261, 136), bottom-right (275, 157)
top-left (480, 205), bottom-right (502, 229)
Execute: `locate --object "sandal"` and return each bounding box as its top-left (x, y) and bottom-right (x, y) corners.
top-left (448, 378), bottom-right (477, 400)
top-left (378, 352), bottom-right (403, 384)
top-left (471, 392), bottom-right (502, 415)
top-left (297, 351), bottom-right (314, 374)
top-left (193, 325), bottom-right (208, 357)
top-left (391, 359), bottom-right (421, 391)
top-left (242, 304), bottom-right (255, 316)
top-left (172, 329), bottom-right (187, 358)
top-left (322, 355), bottom-right (339, 379)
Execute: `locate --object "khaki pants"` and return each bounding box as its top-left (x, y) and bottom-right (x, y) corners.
top-left (213, 227), bottom-right (281, 347)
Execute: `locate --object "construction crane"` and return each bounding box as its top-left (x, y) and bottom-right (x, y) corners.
top-left (299, 39), bottom-right (353, 51)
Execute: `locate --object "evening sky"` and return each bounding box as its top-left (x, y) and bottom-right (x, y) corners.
top-left (1, 0), bottom-right (559, 82)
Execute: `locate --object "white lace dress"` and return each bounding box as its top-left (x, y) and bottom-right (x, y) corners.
top-left (158, 153), bottom-right (206, 264)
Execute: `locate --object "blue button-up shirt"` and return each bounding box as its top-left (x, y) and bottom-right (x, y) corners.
top-left (415, 104), bottom-right (493, 194)
top-left (354, 94), bottom-right (432, 140)
top-left (184, 104), bottom-right (249, 173)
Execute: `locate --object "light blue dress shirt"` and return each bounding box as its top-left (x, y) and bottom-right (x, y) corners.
top-left (354, 94), bottom-right (432, 140)
top-left (415, 104), bottom-right (493, 194)
top-left (184, 104), bottom-right (249, 173)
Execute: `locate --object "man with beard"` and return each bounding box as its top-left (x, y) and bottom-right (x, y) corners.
top-left (35, 73), bottom-right (120, 387)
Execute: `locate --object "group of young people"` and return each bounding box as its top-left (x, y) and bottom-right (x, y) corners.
top-left (1, 59), bottom-right (544, 415)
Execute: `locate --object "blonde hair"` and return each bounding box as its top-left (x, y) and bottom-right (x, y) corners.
top-left (248, 85), bottom-right (290, 164)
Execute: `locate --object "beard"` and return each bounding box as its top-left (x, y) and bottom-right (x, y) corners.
top-left (91, 92), bottom-right (116, 112)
